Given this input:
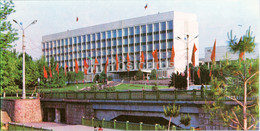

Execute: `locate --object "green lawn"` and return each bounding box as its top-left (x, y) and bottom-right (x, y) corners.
top-left (39, 83), bottom-right (95, 92)
top-left (114, 84), bottom-right (168, 90)
top-left (38, 83), bottom-right (169, 92)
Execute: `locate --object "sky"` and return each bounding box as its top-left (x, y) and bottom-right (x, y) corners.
top-left (8, 0), bottom-right (260, 60)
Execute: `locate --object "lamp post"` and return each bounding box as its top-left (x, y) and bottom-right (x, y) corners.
top-left (13, 19), bottom-right (37, 99)
top-left (175, 34), bottom-right (198, 90)
top-left (38, 78), bottom-right (40, 93)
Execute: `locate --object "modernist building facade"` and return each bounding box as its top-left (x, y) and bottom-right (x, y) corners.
top-left (42, 11), bottom-right (199, 79)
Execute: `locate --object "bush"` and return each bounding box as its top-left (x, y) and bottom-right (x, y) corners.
top-left (4, 86), bottom-right (19, 94)
top-left (180, 113), bottom-right (191, 126)
top-left (154, 82), bottom-right (158, 86)
top-left (150, 69), bottom-right (157, 80)
top-left (93, 74), bottom-right (99, 83)
top-left (90, 84), bottom-right (98, 91)
top-left (136, 70), bottom-right (143, 80)
top-left (152, 86), bottom-right (158, 91)
top-left (104, 86), bottom-right (116, 92)
top-left (107, 76), bottom-right (113, 81)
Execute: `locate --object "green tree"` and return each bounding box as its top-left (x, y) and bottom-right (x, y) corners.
top-left (67, 71), bottom-right (76, 84)
top-left (0, 0), bottom-right (18, 92)
top-left (204, 27), bottom-right (259, 130)
top-left (168, 72), bottom-right (187, 90)
top-left (99, 71), bottom-right (106, 83)
top-left (75, 71), bottom-right (84, 82)
top-left (135, 70), bottom-right (143, 80)
top-left (150, 69), bottom-right (157, 80)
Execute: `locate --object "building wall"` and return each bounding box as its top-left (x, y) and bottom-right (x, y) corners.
top-left (2, 99), bottom-right (42, 123)
top-left (42, 11), bottom-right (199, 76)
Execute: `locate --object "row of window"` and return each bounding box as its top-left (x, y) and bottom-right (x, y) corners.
top-left (43, 21), bottom-right (173, 49)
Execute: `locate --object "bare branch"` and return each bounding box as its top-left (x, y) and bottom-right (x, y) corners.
top-left (249, 114), bottom-right (256, 122)
top-left (247, 90), bottom-right (253, 96)
top-left (229, 124), bottom-right (238, 129)
top-left (231, 109), bottom-right (243, 128)
top-left (247, 104), bottom-right (257, 108)
top-left (247, 124), bottom-right (255, 130)
top-left (226, 96), bottom-right (244, 106)
top-left (245, 71), bottom-right (259, 83)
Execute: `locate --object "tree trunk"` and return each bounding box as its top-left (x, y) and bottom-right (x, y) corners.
top-left (243, 82), bottom-right (247, 130)
top-left (168, 116), bottom-right (172, 131)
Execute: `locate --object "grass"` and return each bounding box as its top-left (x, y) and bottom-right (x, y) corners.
top-left (38, 83), bottom-right (169, 92)
top-left (39, 83), bottom-right (96, 92)
top-left (114, 84), bottom-right (168, 90)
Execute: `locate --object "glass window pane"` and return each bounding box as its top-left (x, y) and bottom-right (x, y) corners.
top-left (160, 33), bottom-right (166, 40)
top-left (129, 27), bottom-right (134, 35)
top-left (167, 20), bottom-right (173, 30)
top-left (117, 29), bottom-right (122, 37)
top-left (107, 31), bottom-right (111, 39)
top-left (91, 34), bottom-right (95, 41)
top-left (135, 26), bottom-right (140, 34)
top-left (112, 30), bottom-right (116, 38)
top-left (147, 24), bottom-right (153, 33)
top-left (123, 28), bottom-right (128, 36)
top-left (97, 33), bottom-right (100, 40)
top-left (167, 31), bottom-right (173, 39)
top-left (154, 23), bottom-right (159, 32)
top-left (160, 22), bottom-right (166, 31)
top-left (141, 25), bottom-right (146, 34)
top-left (102, 32), bottom-right (106, 39)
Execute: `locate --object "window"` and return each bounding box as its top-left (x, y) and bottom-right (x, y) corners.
top-left (154, 42), bottom-right (159, 50)
top-left (69, 38), bottom-right (72, 45)
top-left (148, 52), bottom-right (153, 60)
top-left (148, 43), bottom-right (153, 51)
top-left (102, 41), bottom-right (106, 48)
top-left (83, 35), bottom-right (86, 42)
top-left (117, 29), bottom-right (122, 37)
top-left (65, 39), bottom-right (68, 45)
top-left (167, 21), bottom-right (173, 30)
top-left (129, 36), bottom-right (134, 44)
top-left (113, 39), bottom-right (116, 46)
top-left (129, 46), bottom-right (134, 52)
top-left (161, 41), bottom-right (166, 49)
top-left (123, 38), bottom-right (128, 45)
top-left (87, 42), bottom-right (91, 50)
top-left (78, 36), bottom-right (81, 43)
top-left (43, 43), bottom-right (45, 49)
top-left (160, 33), bottom-right (166, 40)
top-left (161, 51), bottom-right (166, 59)
top-left (160, 22), bottom-right (166, 31)
top-left (102, 32), bottom-right (106, 39)
top-left (147, 34), bottom-right (152, 42)
top-left (97, 33), bottom-right (100, 40)
top-left (92, 43), bottom-right (96, 49)
top-left (107, 31), bottom-right (111, 39)
top-left (62, 39), bottom-right (64, 46)
top-left (167, 41), bottom-right (173, 48)
top-left (107, 40), bottom-right (111, 47)
top-left (123, 28), bottom-right (128, 36)
top-left (124, 46), bottom-right (128, 52)
top-left (141, 35), bottom-right (146, 43)
top-left (135, 36), bottom-right (140, 43)
top-left (118, 39), bottom-right (122, 46)
top-left (142, 44), bottom-right (146, 51)
top-left (118, 47), bottom-right (122, 54)
top-left (141, 25), bottom-right (146, 34)
top-left (97, 42), bottom-right (101, 48)
top-left (154, 33), bottom-right (159, 41)
top-left (87, 35), bottom-right (91, 42)
top-left (112, 30), bottom-right (116, 38)
top-left (113, 48), bottom-right (116, 54)
top-left (135, 26), bottom-right (140, 34)
top-left (91, 34), bottom-right (95, 41)
top-left (147, 24), bottom-right (153, 33)
top-left (167, 31), bottom-right (173, 39)
top-left (129, 27), bottom-right (134, 36)
top-left (78, 44), bottom-right (81, 50)
top-left (135, 45), bottom-right (140, 52)
top-left (154, 23), bottom-right (159, 32)
top-left (107, 49), bottom-right (111, 54)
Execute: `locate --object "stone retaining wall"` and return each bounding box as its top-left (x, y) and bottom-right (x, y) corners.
top-left (2, 99), bottom-right (42, 123)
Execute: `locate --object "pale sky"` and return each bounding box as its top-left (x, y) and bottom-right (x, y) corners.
top-left (8, 0), bottom-right (260, 59)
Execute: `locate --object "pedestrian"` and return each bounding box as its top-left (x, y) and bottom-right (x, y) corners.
top-left (98, 125), bottom-right (103, 131)
top-left (94, 126), bottom-right (97, 131)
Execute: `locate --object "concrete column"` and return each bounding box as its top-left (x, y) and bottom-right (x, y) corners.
top-left (54, 108), bottom-right (60, 123)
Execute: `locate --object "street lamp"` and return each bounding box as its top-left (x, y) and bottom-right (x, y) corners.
top-left (13, 19), bottom-right (37, 99)
top-left (175, 34), bottom-right (198, 90)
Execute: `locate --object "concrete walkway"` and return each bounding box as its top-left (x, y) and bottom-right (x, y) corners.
top-left (22, 122), bottom-right (120, 131)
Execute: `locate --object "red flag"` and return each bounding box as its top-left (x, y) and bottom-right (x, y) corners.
top-left (49, 65), bottom-right (52, 78)
top-left (152, 49), bottom-right (159, 70)
top-left (189, 67), bottom-right (191, 78)
top-left (140, 52), bottom-right (145, 70)
top-left (197, 67), bottom-right (200, 79)
top-left (93, 58), bottom-right (99, 74)
top-left (191, 43), bottom-right (197, 67)
top-left (75, 59), bottom-right (78, 73)
top-left (144, 4), bottom-right (148, 9)
top-left (56, 63), bottom-right (59, 76)
top-left (239, 52), bottom-right (244, 60)
top-left (209, 66), bottom-right (212, 77)
top-left (76, 17), bottom-right (78, 22)
top-left (249, 64), bottom-right (252, 75)
top-left (127, 53), bottom-right (130, 72)
top-left (84, 59), bottom-right (89, 75)
top-left (43, 66), bottom-right (48, 79)
top-left (211, 39), bottom-right (216, 63)
top-left (170, 45), bottom-right (175, 67)
top-left (116, 54), bottom-right (119, 71)
top-left (65, 63), bottom-right (67, 77)
top-left (105, 57), bottom-right (109, 74)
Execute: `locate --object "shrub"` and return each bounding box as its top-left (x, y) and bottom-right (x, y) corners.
top-left (107, 76), bottom-right (113, 81)
top-left (90, 84), bottom-right (98, 91)
top-left (93, 74), bottom-right (99, 83)
top-left (180, 113), bottom-right (191, 126)
top-left (104, 86), bottom-right (116, 92)
top-left (152, 86), bottom-right (158, 91)
top-left (4, 86), bottom-right (19, 94)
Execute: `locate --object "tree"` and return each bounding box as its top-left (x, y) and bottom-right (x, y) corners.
top-left (204, 27), bottom-right (259, 130)
top-left (168, 72), bottom-right (187, 90)
top-left (150, 69), bottom-right (157, 80)
top-left (0, 0), bottom-right (18, 93)
top-left (67, 71), bottom-right (76, 84)
top-left (163, 104), bottom-right (191, 130)
top-left (135, 70), bottom-right (143, 80)
top-left (99, 71), bottom-right (106, 83)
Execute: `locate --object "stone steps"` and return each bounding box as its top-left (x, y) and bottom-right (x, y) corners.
top-left (1, 110), bottom-right (11, 124)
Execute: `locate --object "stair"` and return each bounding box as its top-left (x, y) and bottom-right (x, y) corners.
top-left (1, 110), bottom-right (11, 124)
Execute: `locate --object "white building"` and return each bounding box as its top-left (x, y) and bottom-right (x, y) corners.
top-left (42, 11), bottom-right (199, 80)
